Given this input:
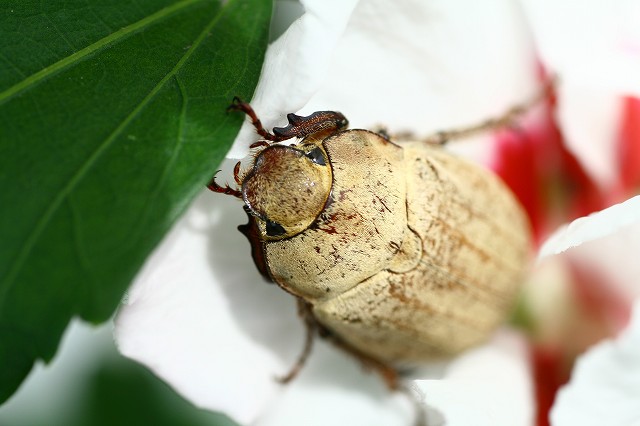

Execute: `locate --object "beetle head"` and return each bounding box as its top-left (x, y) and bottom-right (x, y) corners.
top-left (242, 143), bottom-right (332, 240)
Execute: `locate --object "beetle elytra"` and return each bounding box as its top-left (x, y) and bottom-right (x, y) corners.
top-left (209, 95), bottom-right (536, 387)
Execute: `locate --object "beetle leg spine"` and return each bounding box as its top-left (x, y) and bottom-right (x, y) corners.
top-left (249, 141), bottom-right (270, 149)
top-left (232, 161), bottom-right (244, 186)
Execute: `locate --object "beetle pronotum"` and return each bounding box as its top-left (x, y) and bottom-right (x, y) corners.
top-left (208, 88), bottom-right (546, 389)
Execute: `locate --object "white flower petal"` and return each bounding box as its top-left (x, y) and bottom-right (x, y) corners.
top-left (538, 195), bottom-right (640, 259)
top-left (415, 330), bottom-right (534, 426)
top-left (227, 0), bottom-right (359, 159)
top-left (558, 195), bottom-right (640, 311)
top-left (521, 0), bottom-right (640, 92)
top-left (556, 83), bottom-right (622, 188)
top-left (304, 0), bottom-right (538, 138)
top-left (256, 340), bottom-right (414, 426)
top-left (550, 299), bottom-right (640, 426)
top-left (115, 183), bottom-right (305, 425)
top-left (521, 0), bottom-right (640, 186)
top-left (229, 0), bottom-right (539, 161)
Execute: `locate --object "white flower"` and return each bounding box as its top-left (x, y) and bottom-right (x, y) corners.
top-left (534, 197), bottom-right (640, 426)
top-left (115, 1), bottom-right (640, 425)
top-left (550, 299), bottom-right (640, 426)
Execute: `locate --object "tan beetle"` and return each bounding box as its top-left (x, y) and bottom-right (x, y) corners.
top-left (209, 94), bottom-right (537, 387)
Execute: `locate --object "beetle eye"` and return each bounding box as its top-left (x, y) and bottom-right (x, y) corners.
top-left (265, 220), bottom-right (286, 237)
top-left (305, 147), bottom-right (326, 165)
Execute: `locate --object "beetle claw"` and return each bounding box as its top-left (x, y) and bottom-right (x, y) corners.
top-left (206, 171), bottom-right (242, 199)
top-left (226, 96), bottom-right (243, 113)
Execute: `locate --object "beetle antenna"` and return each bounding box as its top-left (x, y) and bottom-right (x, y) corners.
top-left (228, 97), bottom-right (349, 144)
top-left (206, 171), bottom-right (243, 199)
top-left (423, 76), bottom-right (557, 145)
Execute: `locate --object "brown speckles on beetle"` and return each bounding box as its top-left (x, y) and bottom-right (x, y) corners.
top-left (209, 100), bottom-right (531, 385)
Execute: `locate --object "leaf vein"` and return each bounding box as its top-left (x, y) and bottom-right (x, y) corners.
top-left (129, 75), bottom-right (191, 246)
top-left (42, 12), bottom-right (77, 52)
top-left (67, 195), bottom-right (93, 277)
top-left (0, 0), bottom-right (232, 309)
top-left (0, 51), bottom-right (27, 79)
top-left (82, 0), bottom-right (115, 34)
top-left (0, 0), bottom-right (205, 103)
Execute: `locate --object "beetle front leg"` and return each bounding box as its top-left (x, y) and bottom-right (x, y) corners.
top-left (206, 171), bottom-right (243, 199)
top-left (227, 97), bottom-right (282, 142)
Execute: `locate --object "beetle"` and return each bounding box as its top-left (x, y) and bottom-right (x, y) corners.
top-left (208, 95), bottom-right (535, 388)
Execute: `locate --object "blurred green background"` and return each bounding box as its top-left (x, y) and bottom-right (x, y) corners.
top-left (0, 322), bottom-right (238, 426)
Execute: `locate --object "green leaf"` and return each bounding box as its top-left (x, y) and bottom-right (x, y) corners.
top-left (0, 0), bottom-right (271, 403)
top-left (72, 358), bottom-right (240, 426)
